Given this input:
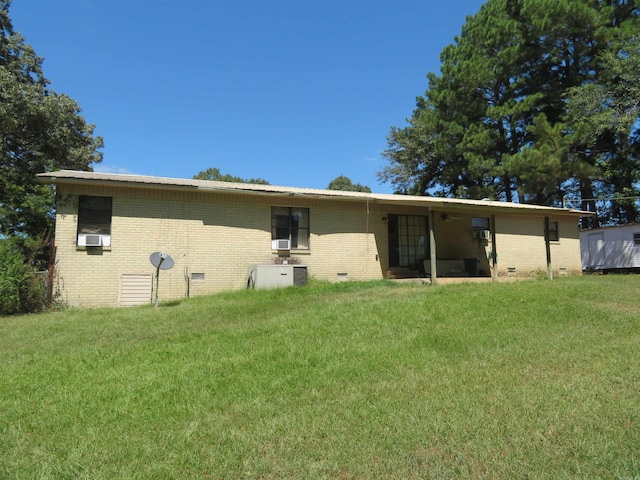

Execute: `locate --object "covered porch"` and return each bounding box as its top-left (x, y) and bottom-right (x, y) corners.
top-left (383, 208), bottom-right (494, 281)
top-left (381, 203), bottom-right (582, 284)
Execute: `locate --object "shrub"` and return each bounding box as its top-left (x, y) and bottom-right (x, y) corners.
top-left (0, 237), bottom-right (45, 316)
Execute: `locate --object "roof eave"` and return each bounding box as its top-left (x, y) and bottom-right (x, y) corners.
top-left (37, 170), bottom-right (594, 216)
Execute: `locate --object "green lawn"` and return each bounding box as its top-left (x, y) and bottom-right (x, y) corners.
top-left (1, 276), bottom-right (639, 479)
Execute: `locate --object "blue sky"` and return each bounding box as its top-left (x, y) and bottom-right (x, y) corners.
top-left (11, 0), bottom-right (484, 193)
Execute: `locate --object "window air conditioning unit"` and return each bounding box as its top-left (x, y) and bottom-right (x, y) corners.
top-left (480, 230), bottom-right (491, 240)
top-left (78, 233), bottom-right (102, 247)
top-left (77, 234), bottom-right (111, 247)
top-left (85, 234), bottom-right (102, 246)
top-left (272, 239), bottom-right (291, 250)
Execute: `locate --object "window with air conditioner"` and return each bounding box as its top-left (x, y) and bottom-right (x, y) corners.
top-left (77, 196), bottom-right (112, 247)
top-left (472, 217), bottom-right (490, 239)
top-left (472, 217), bottom-right (490, 230)
top-left (271, 207), bottom-right (309, 249)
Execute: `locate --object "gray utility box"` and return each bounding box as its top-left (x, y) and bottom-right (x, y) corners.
top-left (253, 265), bottom-right (307, 289)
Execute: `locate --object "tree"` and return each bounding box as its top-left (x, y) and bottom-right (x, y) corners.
top-left (193, 167), bottom-right (270, 185)
top-left (378, 98), bottom-right (448, 196)
top-left (502, 0), bottom-right (633, 213)
top-left (568, 36), bottom-right (640, 140)
top-left (327, 175), bottom-right (371, 193)
top-left (0, 236), bottom-right (45, 315)
top-left (380, 0), bottom-right (639, 225)
top-left (566, 34), bottom-right (640, 225)
top-left (0, 0), bottom-right (103, 245)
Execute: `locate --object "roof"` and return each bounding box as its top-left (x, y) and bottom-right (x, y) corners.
top-left (37, 170), bottom-right (592, 217)
top-left (580, 223), bottom-right (640, 234)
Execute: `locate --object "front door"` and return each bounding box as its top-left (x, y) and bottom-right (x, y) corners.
top-left (388, 214), bottom-right (429, 269)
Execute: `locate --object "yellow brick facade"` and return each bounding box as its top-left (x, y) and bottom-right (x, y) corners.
top-left (492, 215), bottom-right (581, 277)
top-left (52, 183), bottom-right (583, 307)
top-left (54, 185), bottom-right (389, 307)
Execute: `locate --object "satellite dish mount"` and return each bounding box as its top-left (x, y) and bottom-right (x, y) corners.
top-left (149, 252), bottom-right (175, 307)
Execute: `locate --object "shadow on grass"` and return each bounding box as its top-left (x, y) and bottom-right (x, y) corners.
top-left (159, 300), bottom-right (182, 307)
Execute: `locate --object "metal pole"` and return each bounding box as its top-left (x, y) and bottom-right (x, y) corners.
top-left (154, 256), bottom-right (166, 308)
top-left (429, 209), bottom-right (437, 286)
top-left (154, 266), bottom-right (160, 308)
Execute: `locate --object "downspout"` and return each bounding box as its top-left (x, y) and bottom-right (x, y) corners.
top-left (429, 209), bottom-right (437, 286)
top-left (491, 214), bottom-right (498, 283)
top-left (544, 216), bottom-right (553, 280)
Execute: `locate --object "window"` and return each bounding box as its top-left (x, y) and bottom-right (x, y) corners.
top-left (77, 196), bottom-right (112, 245)
top-left (472, 217), bottom-right (490, 230)
top-left (547, 221), bottom-right (559, 241)
top-left (271, 207), bottom-right (309, 249)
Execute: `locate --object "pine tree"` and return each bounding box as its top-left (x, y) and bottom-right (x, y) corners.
top-left (380, 0), bottom-right (639, 224)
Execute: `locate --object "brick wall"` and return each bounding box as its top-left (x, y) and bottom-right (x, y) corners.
top-left (492, 215), bottom-right (582, 277)
top-left (53, 185), bottom-right (583, 307)
top-left (54, 185), bottom-right (386, 307)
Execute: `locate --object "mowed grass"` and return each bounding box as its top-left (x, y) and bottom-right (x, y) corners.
top-left (1, 276), bottom-right (639, 479)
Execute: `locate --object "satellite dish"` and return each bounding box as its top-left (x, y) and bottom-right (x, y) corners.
top-left (149, 252), bottom-right (174, 307)
top-left (150, 251), bottom-right (174, 270)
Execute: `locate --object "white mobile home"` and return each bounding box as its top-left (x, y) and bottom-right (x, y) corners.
top-left (580, 224), bottom-right (640, 272)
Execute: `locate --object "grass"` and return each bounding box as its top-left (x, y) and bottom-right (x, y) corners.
top-left (1, 276), bottom-right (639, 479)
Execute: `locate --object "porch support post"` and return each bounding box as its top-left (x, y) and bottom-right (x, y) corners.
top-left (491, 214), bottom-right (498, 283)
top-left (429, 209), bottom-right (437, 286)
top-left (544, 216), bottom-right (553, 280)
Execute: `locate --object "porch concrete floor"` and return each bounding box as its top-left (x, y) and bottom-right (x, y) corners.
top-left (391, 276), bottom-right (528, 285)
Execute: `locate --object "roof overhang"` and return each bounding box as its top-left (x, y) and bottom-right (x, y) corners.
top-left (37, 170), bottom-right (594, 217)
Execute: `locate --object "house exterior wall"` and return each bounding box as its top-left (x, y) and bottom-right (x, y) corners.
top-left (493, 214), bottom-right (582, 277)
top-left (52, 183), bottom-right (583, 308)
top-left (53, 184), bottom-right (386, 307)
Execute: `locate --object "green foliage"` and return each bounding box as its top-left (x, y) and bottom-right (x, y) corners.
top-left (379, 104), bottom-right (443, 195)
top-left (566, 34), bottom-right (640, 224)
top-left (193, 167), bottom-right (270, 184)
top-left (0, 236), bottom-right (44, 315)
top-left (567, 35), bottom-right (640, 137)
top-left (1, 277), bottom-right (639, 477)
top-left (0, 0), bottom-right (103, 254)
top-left (327, 175), bottom-right (371, 192)
top-left (381, 0), bottom-right (639, 223)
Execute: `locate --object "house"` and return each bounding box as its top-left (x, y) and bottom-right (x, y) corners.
top-left (38, 170), bottom-right (590, 307)
top-left (580, 224), bottom-right (640, 272)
